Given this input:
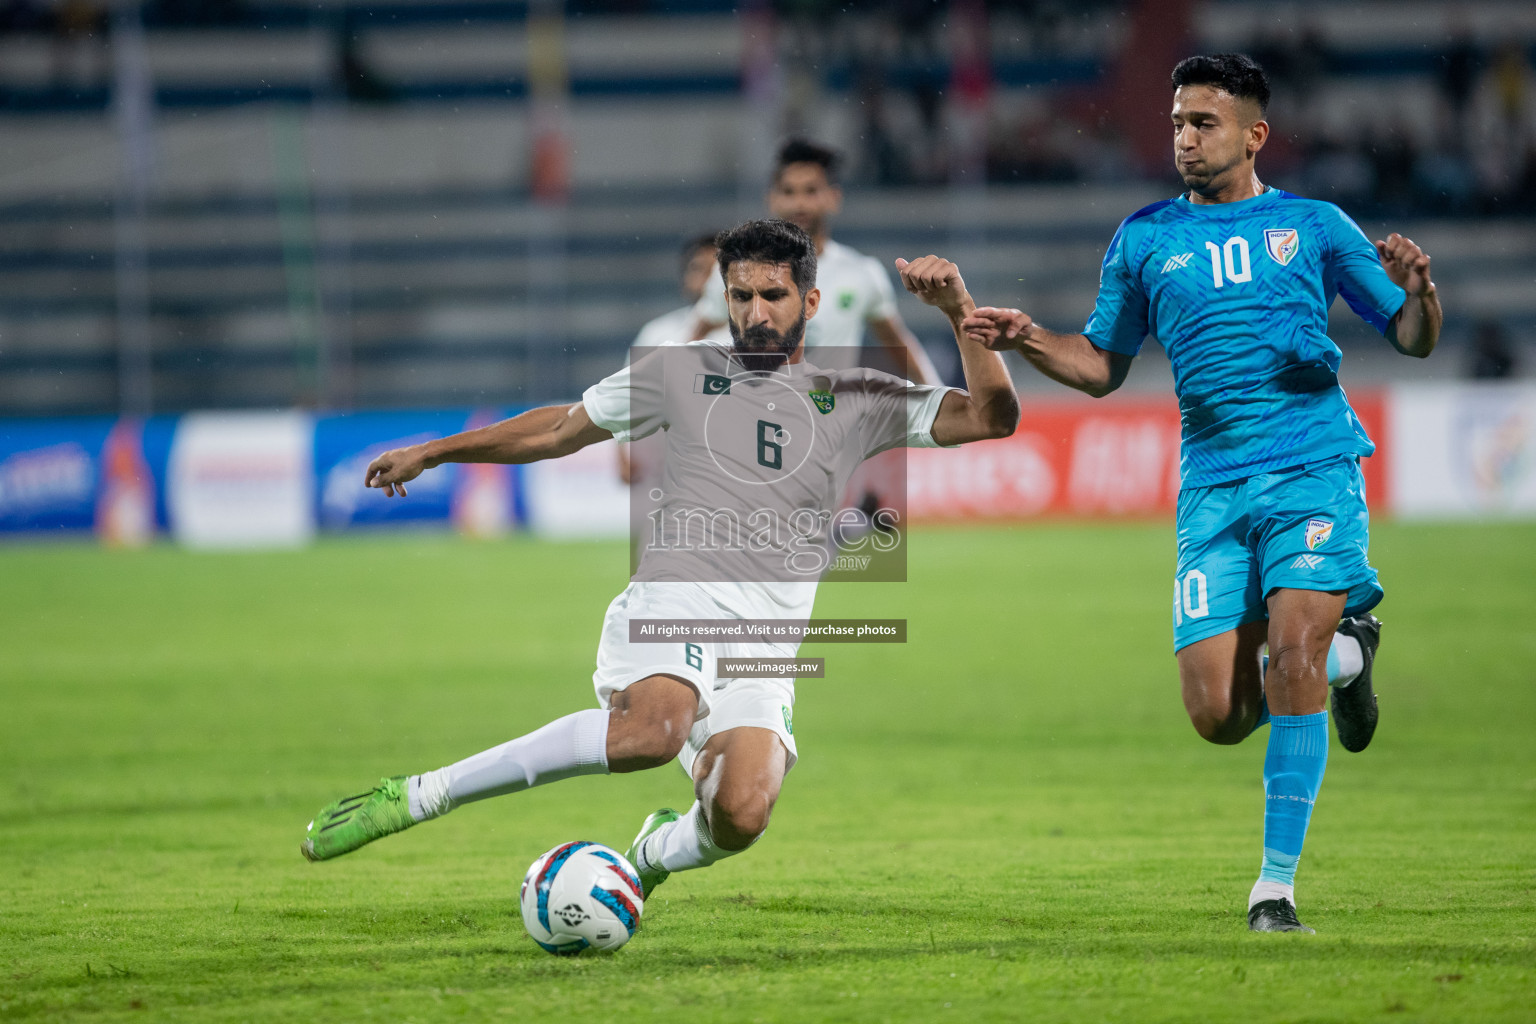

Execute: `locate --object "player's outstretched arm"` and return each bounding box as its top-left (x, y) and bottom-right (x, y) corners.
top-left (895, 255), bottom-right (1019, 445)
top-left (1376, 232), bottom-right (1440, 358)
top-left (364, 403), bottom-right (613, 497)
top-left (961, 307), bottom-right (1133, 398)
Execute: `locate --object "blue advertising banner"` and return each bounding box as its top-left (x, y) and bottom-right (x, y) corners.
top-left (142, 415), bottom-right (179, 532)
top-left (313, 410), bottom-right (470, 530)
top-left (0, 418), bottom-right (116, 533)
top-left (1, 407), bottom-right (537, 539)
top-left (312, 408), bottom-right (528, 531)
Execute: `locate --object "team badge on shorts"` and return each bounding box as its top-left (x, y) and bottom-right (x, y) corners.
top-left (781, 705), bottom-right (794, 735)
top-left (1265, 228), bottom-right (1300, 266)
top-left (1305, 518), bottom-right (1333, 550)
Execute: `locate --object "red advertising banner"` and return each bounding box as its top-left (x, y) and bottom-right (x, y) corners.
top-left (910, 390), bottom-right (1388, 520)
top-left (1349, 390), bottom-right (1388, 510)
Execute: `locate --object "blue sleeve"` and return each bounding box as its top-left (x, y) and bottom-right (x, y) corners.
top-left (1323, 204), bottom-right (1406, 335)
top-left (1082, 220), bottom-right (1150, 356)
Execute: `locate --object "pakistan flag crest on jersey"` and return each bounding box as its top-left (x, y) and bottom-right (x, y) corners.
top-left (808, 375), bottom-right (835, 414)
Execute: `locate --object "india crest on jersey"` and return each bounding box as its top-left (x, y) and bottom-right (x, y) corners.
top-left (1264, 228), bottom-right (1300, 266)
top-left (1305, 518), bottom-right (1333, 550)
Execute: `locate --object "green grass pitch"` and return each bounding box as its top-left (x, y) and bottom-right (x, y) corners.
top-left (1, 522), bottom-right (1532, 1022)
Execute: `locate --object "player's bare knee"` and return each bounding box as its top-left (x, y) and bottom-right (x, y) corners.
top-left (1189, 707), bottom-right (1251, 745)
top-left (706, 787), bottom-right (774, 851)
top-left (1266, 639), bottom-right (1326, 685)
top-left (608, 708), bottom-right (690, 770)
top-left (1180, 679), bottom-right (1233, 743)
top-left (606, 679), bottom-right (695, 772)
top-left (1181, 676), bottom-right (1256, 743)
top-left (611, 724), bottom-right (687, 772)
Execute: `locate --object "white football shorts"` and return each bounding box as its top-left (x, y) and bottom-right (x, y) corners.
top-left (592, 581), bottom-right (799, 778)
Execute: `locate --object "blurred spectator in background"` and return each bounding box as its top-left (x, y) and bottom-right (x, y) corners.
top-left (1464, 40), bottom-right (1534, 213)
top-left (0, 0), bottom-right (47, 33)
top-left (339, 27), bottom-right (394, 103)
top-left (148, 0), bottom-right (249, 27)
top-left (49, 0), bottom-right (107, 89)
top-left (813, 3), bottom-right (1533, 216)
top-left (1438, 28), bottom-right (1479, 121)
top-left (1492, 40), bottom-right (1530, 133)
top-left (1414, 132), bottom-right (1480, 215)
top-left (1467, 320), bottom-right (1518, 380)
top-left (1302, 129), bottom-right (1376, 205)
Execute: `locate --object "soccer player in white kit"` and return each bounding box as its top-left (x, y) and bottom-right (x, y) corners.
top-left (690, 140), bottom-right (940, 385)
top-left (620, 232), bottom-right (725, 486)
top-left (299, 220), bottom-right (1019, 901)
top-left (631, 232), bottom-right (725, 350)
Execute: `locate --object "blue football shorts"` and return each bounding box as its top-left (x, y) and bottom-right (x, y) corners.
top-left (1171, 454), bottom-right (1383, 652)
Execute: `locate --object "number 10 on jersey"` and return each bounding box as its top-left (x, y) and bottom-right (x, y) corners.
top-left (1205, 236), bottom-right (1252, 289)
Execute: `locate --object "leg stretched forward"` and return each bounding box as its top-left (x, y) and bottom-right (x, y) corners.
top-left (300, 674), bottom-right (698, 863)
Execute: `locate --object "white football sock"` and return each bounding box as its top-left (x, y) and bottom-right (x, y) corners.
top-left (1329, 633), bottom-right (1364, 688)
top-left (1249, 878), bottom-right (1296, 910)
top-left (407, 708), bottom-right (610, 822)
top-left (641, 801), bottom-right (743, 873)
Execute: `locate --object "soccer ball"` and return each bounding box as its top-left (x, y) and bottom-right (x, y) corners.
top-left (519, 841), bottom-right (644, 955)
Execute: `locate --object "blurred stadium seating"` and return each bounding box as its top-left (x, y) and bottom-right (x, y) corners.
top-left (0, 0), bottom-right (1530, 415)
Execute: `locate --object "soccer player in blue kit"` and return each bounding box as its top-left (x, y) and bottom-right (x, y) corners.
top-left (961, 54), bottom-right (1441, 932)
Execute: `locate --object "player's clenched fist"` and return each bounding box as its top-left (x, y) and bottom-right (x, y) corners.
top-left (895, 255), bottom-right (972, 318)
top-left (365, 446), bottom-right (429, 497)
top-left (1373, 233), bottom-right (1434, 297)
top-left (962, 307), bottom-right (1033, 351)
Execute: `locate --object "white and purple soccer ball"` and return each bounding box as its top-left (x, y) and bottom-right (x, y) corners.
top-left (519, 841), bottom-right (644, 955)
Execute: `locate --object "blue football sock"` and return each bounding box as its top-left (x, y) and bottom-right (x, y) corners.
top-left (1259, 712), bottom-right (1329, 887)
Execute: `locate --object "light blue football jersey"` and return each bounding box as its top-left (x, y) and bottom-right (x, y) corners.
top-left (1083, 188), bottom-right (1406, 488)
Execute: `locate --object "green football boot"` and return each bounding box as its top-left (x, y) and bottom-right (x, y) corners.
top-left (625, 807), bottom-right (680, 898)
top-left (301, 776), bottom-right (415, 862)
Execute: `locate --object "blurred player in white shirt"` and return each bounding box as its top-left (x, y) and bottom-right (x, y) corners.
top-left (632, 232), bottom-right (727, 350)
top-left (621, 233), bottom-right (726, 484)
top-left (691, 139), bottom-right (940, 385)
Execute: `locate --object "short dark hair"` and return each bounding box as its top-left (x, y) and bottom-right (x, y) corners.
top-left (775, 138), bottom-right (840, 184)
top-left (1171, 53), bottom-right (1270, 113)
top-left (680, 231), bottom-right (718, 269)
top-left (714, 219), bottom-right (817, 298)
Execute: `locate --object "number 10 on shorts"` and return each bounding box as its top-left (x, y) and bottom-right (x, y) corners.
top-left (1174, 569), bottom-right (1209, 626)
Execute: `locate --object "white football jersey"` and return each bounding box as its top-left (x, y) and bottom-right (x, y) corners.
top-left (582, 340), bottom-right (953, 620)
top-left (692, 239), bottom-right (900, 362)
